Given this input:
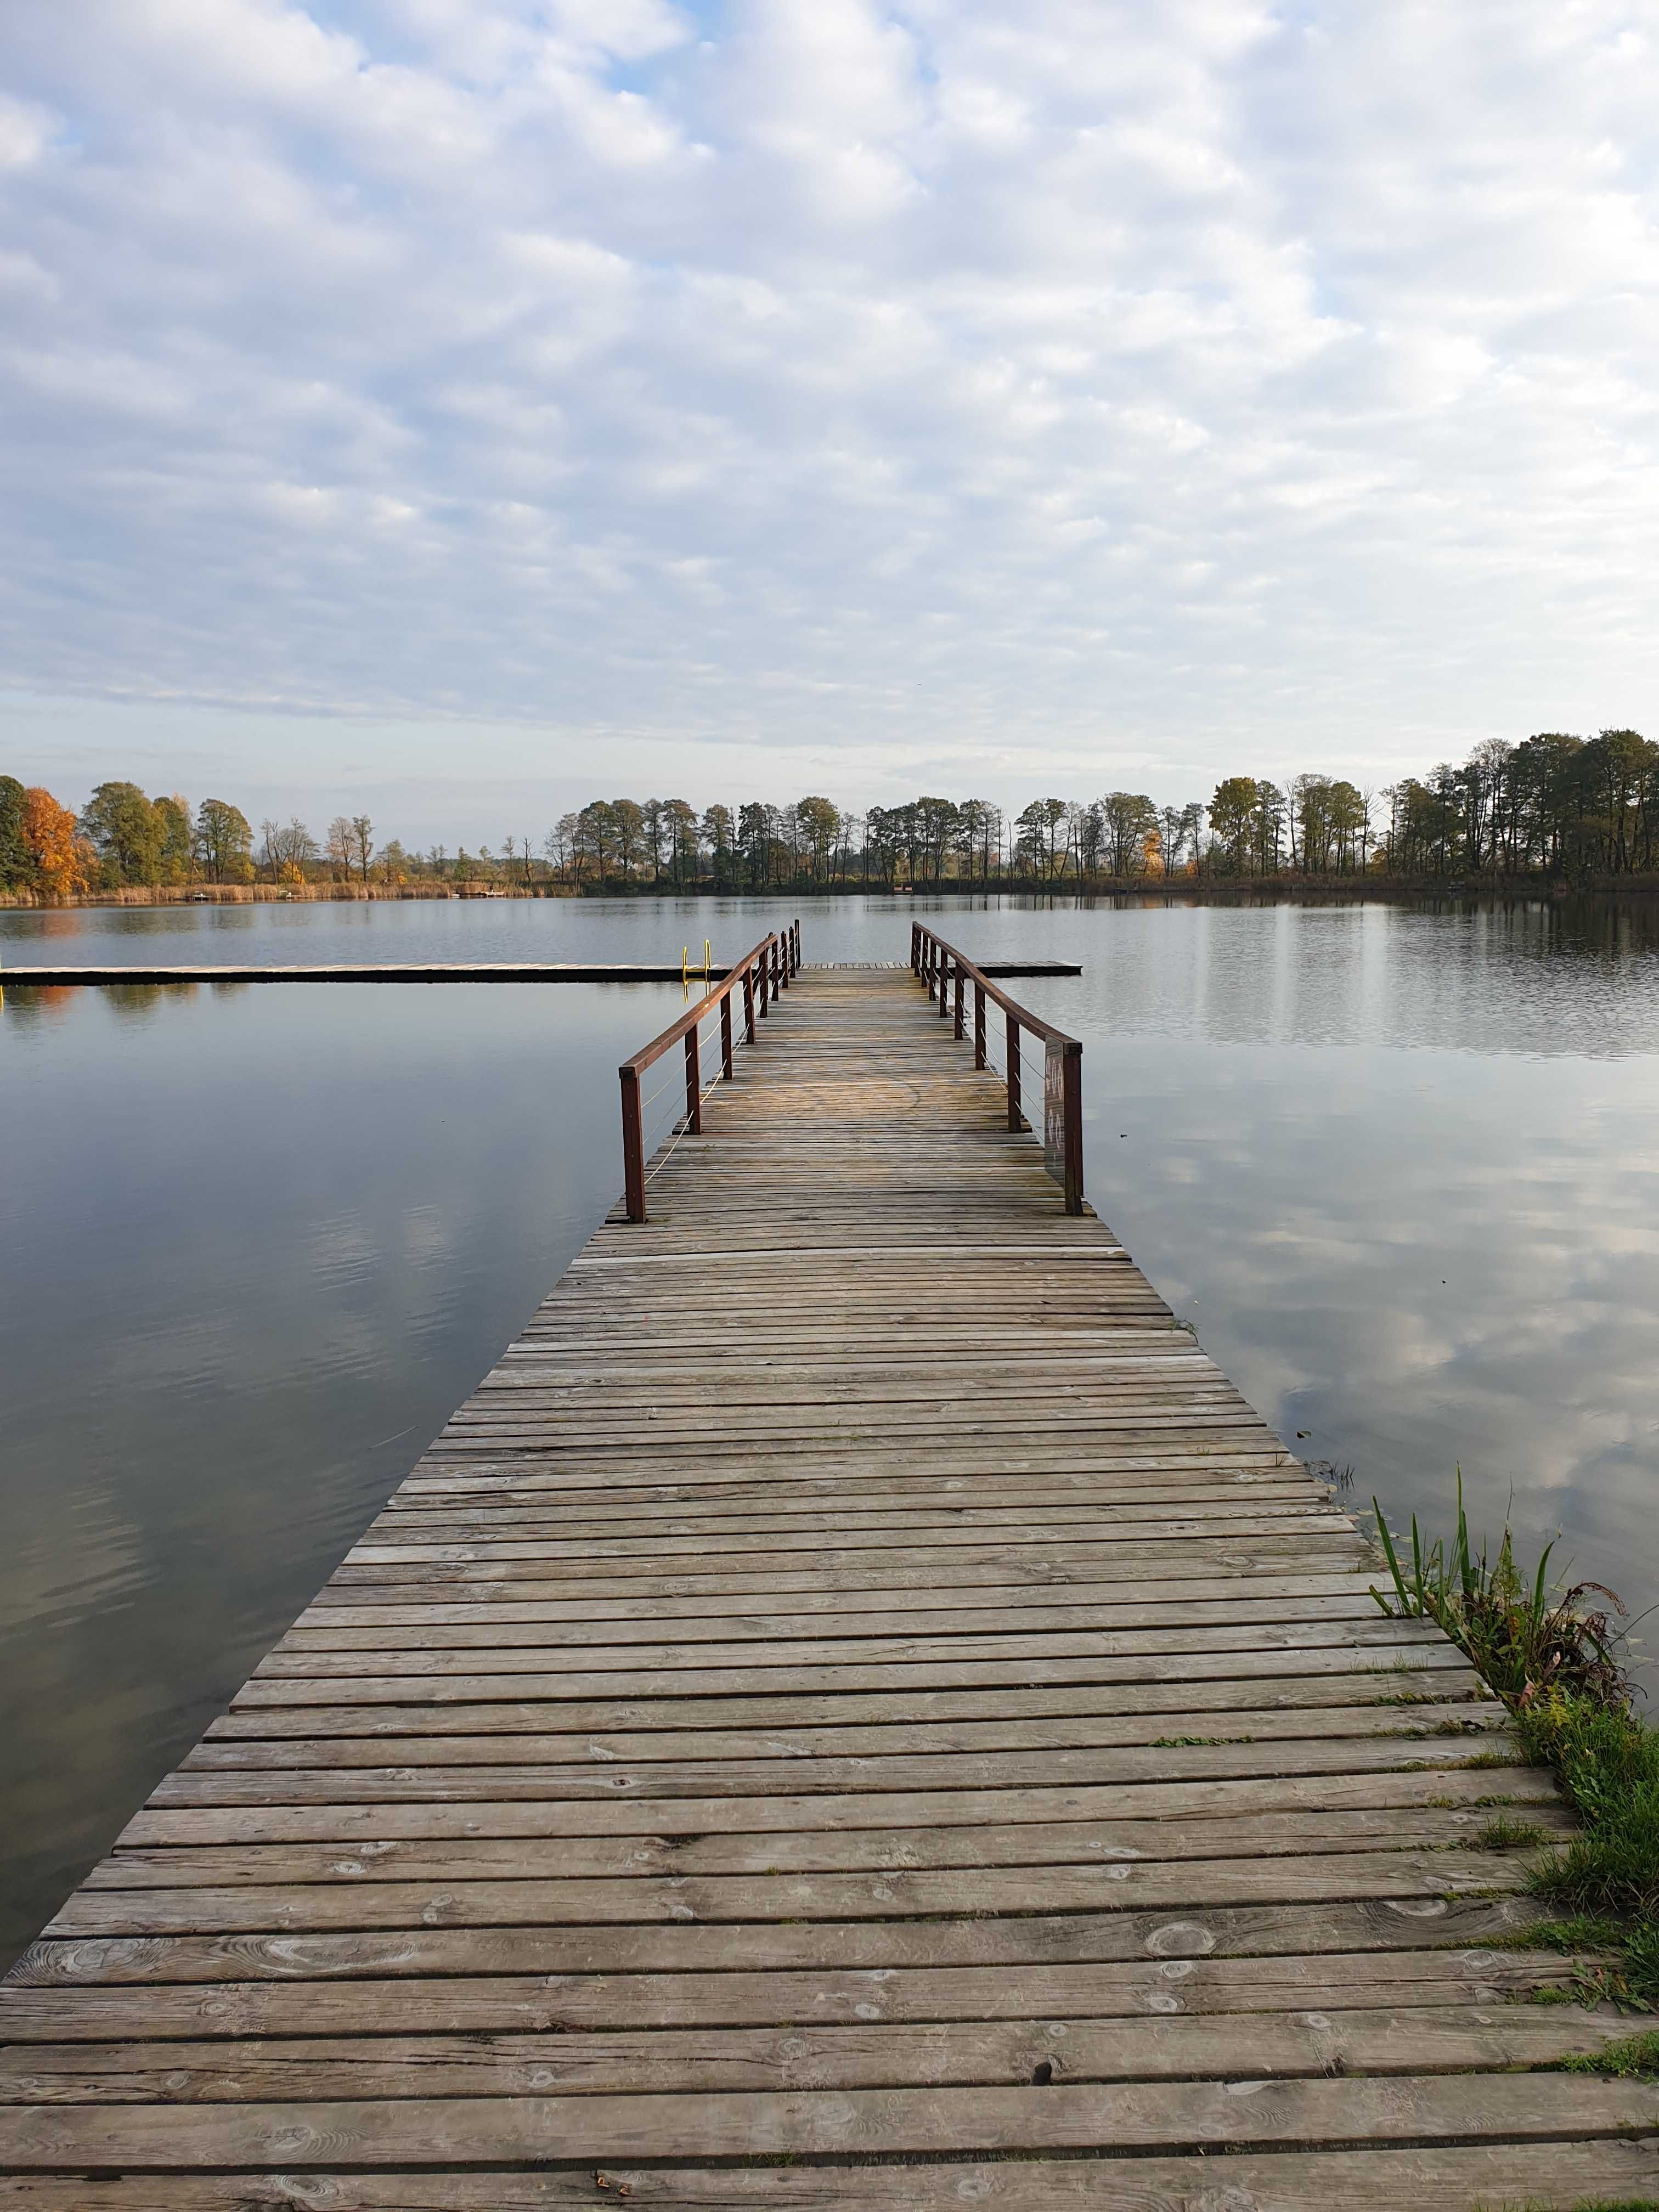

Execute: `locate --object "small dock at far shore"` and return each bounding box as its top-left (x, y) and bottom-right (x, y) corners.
top-left (0, 958), bottom-right (1083, 986)
top-left (0, 926), bottom-right (1647, 2205)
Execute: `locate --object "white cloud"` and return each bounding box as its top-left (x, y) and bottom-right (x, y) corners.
top-left (0, 92), bottom-right (55, 170)
top-left (1, 0), bottom-right (1657, 834)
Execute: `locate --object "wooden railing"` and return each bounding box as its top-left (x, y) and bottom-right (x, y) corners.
top-left (618, 921), bottom-right (800, 1222)
top-left (911, 922), bottom-right (1085, 1215)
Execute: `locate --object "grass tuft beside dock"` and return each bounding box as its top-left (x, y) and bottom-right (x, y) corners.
top-left (1372, 1474), bottom-right (1659, 2013)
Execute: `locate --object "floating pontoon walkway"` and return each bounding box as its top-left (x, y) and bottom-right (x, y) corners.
top-left (2, 960), bottom-right (1652, 2207)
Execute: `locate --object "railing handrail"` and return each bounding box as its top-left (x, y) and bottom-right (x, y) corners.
top-left (617, 919), bottom-right (800, 1222)
top-left (620, 932), bottom-right (779, 1078)
top-left (912, 921), bottom-right (1084, 1215)
top-left (909, 926), bottom-right (1080, 1051)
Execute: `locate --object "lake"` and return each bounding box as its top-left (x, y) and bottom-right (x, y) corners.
top-left (4, 890), bottom-right (1659, 1968)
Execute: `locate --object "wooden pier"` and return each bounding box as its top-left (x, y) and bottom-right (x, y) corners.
top-left (2, 950), bottom-right (1652, 2206)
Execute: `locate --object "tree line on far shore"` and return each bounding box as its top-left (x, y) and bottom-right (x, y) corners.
top-left (0, 780), bottom-right (399, 900)
top-left (2, 728), bottom-right (1654, 901)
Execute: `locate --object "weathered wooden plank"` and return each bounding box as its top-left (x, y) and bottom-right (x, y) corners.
top-left (191, 1700), bottom-right (1498, 1765)
top-left (0, 2001), bottom-right (1622, 2102)
top-left (5, 2072), bottom-right (1656, 2168)
top-left (286, 1582), bottom-right (1397, 1633)
top-left (5, 2140), bottom-right (1658, 2208)
top-left (252, 1617), bottom-right (1447, 1671)
top-left (207, 1667), bottom-right (1483, 1737)
top-left (383, 1471), bottom-right (1322, 1509)
top-left (0, 1950), bottom-right (1578, 2045)
top-left (146, 1736), bottom-right (1516, 1805)
top-left (43, 1850), bottom-right (1528, 1938)
top-left (225, 1647), bottom-right (1478, 1703)
top-left (323, 1540), bottom-right (1373, 1590)
top-left (111, 1764), bottom-right (1561, 1846)
top-left (362, 1494), bottom-right (1334, 1542)
top-left (82, 1805), bottom-right (1570, 1887)
top-left (301, 1560), bottom-right (1364, 1604)
top-left (4, 1897), bottom-right (1551, 1991)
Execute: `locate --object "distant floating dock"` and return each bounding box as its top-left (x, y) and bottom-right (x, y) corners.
top-left (0, 960), bottom-right (1083, 986)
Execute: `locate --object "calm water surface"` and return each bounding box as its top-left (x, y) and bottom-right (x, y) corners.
top-left (4, 893), bottom-right (1659, 1967)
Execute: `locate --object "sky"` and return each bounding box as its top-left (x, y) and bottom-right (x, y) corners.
top-left (1, 0), bottom-right (1657, 846)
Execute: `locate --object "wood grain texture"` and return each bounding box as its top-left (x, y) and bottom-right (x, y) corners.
top-left (3, 2142), bottom-right (1658, 2208)
top-left (0, 962), bottom-right (1605, 2198)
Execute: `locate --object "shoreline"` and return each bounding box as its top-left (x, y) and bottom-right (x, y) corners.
top-left (4, 874), bottom-right (1658, 912)
top-left (0, 882), bottom-right (556, 909)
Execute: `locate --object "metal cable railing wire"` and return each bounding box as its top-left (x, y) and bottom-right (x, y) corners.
top-left (911, 924), bottom-right (1084, 1215)
top-left (641, 1005), bottom-right (732, 1184)
top-left (637, 1001), bottom-right (723, 1156)
top-left (630, 929), bottom-right (792, 1195)
top-left (979, 1014), bottom-right (1048, 1082)
top-left (940, 973), bottom-right (1048, 1101)
top-left (980, 1025), bottom-right (1048, 1097)
top-left (643, 1062), bottom-right (727, 1184)
top-left (637, 1068), bottom-right (682, 1114)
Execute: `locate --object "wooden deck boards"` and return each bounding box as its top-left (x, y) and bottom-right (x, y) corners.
top-left (1, 962), bottom-right (1644, 2206)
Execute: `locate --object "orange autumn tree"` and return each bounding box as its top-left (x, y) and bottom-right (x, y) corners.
top-left (22, 786), bottom-right (91, 899)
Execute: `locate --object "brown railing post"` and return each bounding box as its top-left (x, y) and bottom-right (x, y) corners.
top-left (620, 1065), bottom-right (646, 1222)
top-left (771, 939), bottom-right (781, 1001)
top-left (684, 1023), bottom-right (701, 1133)
top-left (743, 963), bottom-right (756, 1039)
top-left (758, 946), bottom-right (769, 1017)
top-left (953, 964), bottom-right (964, 1040)
top-left (1006, 1012), bottom-right (1022, 1130)
top-left (974, 981), bottom-right (986, 1069)
top-left (720, 990), bottom-right (734, 1079)
top-left (792, 921), bottom-right (800, 974)
top-left (939, 950), bottom-right (950, 1019)
top-left (1062, 1040), bottom-right (1084, 1215)
top-left (778, 928), bottom-right (790, 991)
top-left (912, 921), bottom-right (921, 973)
